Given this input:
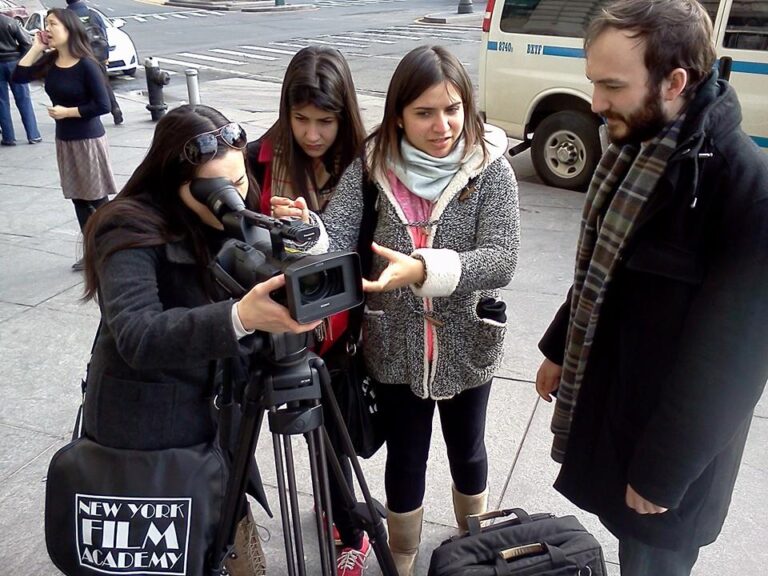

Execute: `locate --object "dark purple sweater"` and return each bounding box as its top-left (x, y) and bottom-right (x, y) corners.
top-left (13, 57), bottom-right (109, 141)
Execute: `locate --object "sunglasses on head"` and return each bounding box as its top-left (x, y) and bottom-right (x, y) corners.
top-left (182, 123), bottom-right (248, 165)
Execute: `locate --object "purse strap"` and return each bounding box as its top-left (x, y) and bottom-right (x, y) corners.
top-left (347, 155), bottom-right (379, 346)
top-left (72, 320), bottom-right (102, 441)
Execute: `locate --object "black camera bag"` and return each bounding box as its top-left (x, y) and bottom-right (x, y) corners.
top-left (45, 437), bottom-right (228, 576)
top-left (428, 508), bottom-right (607, 576)
top-left (45, 324), bottom-right (230, 576)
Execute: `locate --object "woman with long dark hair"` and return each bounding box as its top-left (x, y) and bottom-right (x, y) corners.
top-left (81, 104), bottom-right (321, 576)
top-left (247, 45), bottom-right (365, 216)
top-left (274, 45), bottom-right (520, 575)
top-left (13, 8), bottom-right (116, 270)
top-left (247, 46), bottom-right (371, 576)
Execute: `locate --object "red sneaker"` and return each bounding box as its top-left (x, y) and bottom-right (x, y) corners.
top-left (336, 533), bottom-right (370, 576)
top-left (315, 508), bottom-right (344, 546)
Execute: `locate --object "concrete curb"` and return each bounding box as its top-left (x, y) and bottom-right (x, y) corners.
top-left (166, 0), bottom-right (314, 11)
top-left (420, 11), bottom-right (484, 26)
top-left (242, 4), bottom-right (315, 13)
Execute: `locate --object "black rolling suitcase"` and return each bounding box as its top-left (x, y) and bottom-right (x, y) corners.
top-left (428, 508), bottom-right (607, 576)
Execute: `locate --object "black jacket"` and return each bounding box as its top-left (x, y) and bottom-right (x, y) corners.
top-left (83, 230), bottom-right (263, 451)
top-left (0, 14), bottom-right (30, 63)
top-left (539, 74), bottom-right (768, 550)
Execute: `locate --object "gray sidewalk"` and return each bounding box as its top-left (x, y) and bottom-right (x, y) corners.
top-left (0, 79), bottom-right (766, 575)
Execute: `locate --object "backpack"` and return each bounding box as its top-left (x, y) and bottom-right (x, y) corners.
top-left (80, 9), bottom-right (109, 62)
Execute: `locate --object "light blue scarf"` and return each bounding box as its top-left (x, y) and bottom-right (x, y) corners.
top-left (392, 137), bottom-right (466, 202)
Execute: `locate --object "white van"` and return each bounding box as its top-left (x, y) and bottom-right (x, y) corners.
top-left (479, 0), bottom-right (768, 190)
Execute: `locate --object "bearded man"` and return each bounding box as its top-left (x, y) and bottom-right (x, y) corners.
top-left (535, 1), bottom-right (768, 574)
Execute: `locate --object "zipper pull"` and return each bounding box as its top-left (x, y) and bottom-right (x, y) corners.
top-left (425, 313), bottom-right (444, 328)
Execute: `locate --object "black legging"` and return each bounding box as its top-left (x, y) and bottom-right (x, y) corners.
top-left (72, 197), bottom-right (109, 232)
top-left (377, 382), bottom-right (492, 513)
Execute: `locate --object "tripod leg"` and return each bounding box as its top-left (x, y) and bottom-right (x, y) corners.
top-left (272, 428), bottom-right (297, 576)
top-left (307, 427), bottom-right (336, 576)
top-left (283, 435), bottom-right (308, 576)
top-left (312, 358), bottom-right (399, 576)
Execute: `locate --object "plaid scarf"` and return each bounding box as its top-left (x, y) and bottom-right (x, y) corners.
top-left (550, 114), bottom-right (686, 463)
top-left (270, 153), bottom-right (333, 213)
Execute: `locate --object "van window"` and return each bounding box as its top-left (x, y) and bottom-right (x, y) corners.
top-left (724, 0), bottom-right (768, 51)
top-left (499, 0), bottom-right (606, 36)
top-left (499, 0), bottom-right (721, 37)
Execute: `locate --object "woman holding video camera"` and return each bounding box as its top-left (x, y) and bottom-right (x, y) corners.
top-left (273, 45), bottom-right (520, 575)
top-left (13, 8), bottom-right (116, 271)
top-left (81, 104), bottom-right (320, 576)
top-left (247, 46), bottom-right (373, 576)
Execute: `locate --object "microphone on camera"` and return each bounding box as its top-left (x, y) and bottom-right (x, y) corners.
top-left (189, 177), bottom-right (319, 248)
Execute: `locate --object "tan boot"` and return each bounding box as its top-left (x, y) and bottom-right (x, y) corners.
top-left (224, 506), bottom-right (267, 576)
top-left (386, 506), bottom-right (423, 576)
top-left (452, 485), bottom-right (489, 533)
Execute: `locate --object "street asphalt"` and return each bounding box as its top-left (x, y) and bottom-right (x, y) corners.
top-left (1, 28), bottom-right (766, 576)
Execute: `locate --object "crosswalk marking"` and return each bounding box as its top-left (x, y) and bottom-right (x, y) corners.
top-left (148, 23), bottom-right (480, 78)
top-left (133, 16), bottom-right (147, 23)
top-left (156, 57), bottom-right (203, 69)
top-left (152, 14), bottom-right (167, 21)
top-left (271, 42), bottom-right (309, 49)
top-left (155, 57), bottom-right (256, 77)
top-left (336, 34), bottom-right (395, 45)
top-left (240, 45), bottom-right (297, 56)
top-left (364, 29), bottom-right (421, 40)
top-left (410, 24), bottom-right (480, 33)
top-left (308, 38), bottom-right (367, 49)
top-left (177, 52), bottom-right (245, 65)
top-left (209, 49), bottom-right (278, 61)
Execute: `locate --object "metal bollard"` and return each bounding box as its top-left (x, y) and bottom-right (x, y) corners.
top-left (457, 0), bottom-right (473, 14)
top-left (144, 57), bottom-right (170, 121)
top-left (185, 69), bottom-right (201, 105)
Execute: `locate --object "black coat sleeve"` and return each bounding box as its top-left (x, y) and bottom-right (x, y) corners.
top-left (98, 246), bottom-right (262, 370)
top-left (538, 286), bottom-right (573, 365)
top-left (12, 20), bottom-right (31, 53)
top-left (628, 153), bottom-right (768, 509)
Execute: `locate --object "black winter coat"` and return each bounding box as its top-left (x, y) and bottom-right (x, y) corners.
top-left (83, 232), bottom-right (263, 450)
top-left (539, 75), bottom-right (768, 551)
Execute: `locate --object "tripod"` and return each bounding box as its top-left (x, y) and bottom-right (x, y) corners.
top-left (208, 331), bottom-right (397, 576)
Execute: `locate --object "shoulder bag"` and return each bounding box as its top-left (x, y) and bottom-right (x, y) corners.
top-left (323, 157), bottom-right (385, 459)
top-left (45, 325), bottom-right (229, 576)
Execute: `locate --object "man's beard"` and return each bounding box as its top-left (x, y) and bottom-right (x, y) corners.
top-left (605, 85), bottom-right (668, 146)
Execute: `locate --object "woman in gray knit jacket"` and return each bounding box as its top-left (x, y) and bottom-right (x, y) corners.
top-left (273, 45), bottom-right (520, 575)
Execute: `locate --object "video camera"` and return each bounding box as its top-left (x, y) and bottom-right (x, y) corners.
top-left (191, 177), bottom-right (363, 324)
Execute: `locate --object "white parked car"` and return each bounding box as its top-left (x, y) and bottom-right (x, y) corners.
top-left (25, 9), bottom-right (138, 76)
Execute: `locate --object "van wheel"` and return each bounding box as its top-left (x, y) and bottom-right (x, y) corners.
top-left (531, 111), bottom-right (601, 192)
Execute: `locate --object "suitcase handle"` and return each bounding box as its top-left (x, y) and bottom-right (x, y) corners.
top-left (466, 508), bottom-right (531, 535)
top-left (494, 542), bottom-right (591, 575)
top-left (500, 542), bottom-right (546, 560)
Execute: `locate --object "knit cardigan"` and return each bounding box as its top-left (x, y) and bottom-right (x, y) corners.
top-left (309, 125), bottom-right (520, 399)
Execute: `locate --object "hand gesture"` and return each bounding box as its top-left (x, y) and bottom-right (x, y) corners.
top-left (47, 105), bottom-right (70, 120)
top-left (535, 358), bottom-right (562, 402)
top-left (33, 30), bottom-right (50, 51)
top-left (626, 484), bottom-right (668, 515)
top-left (237, 274), bottom-right (322, 334)
top-left (270, 196), bottom-right (309, 223)
top-left (362, 242), bottom-right (426, 293)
